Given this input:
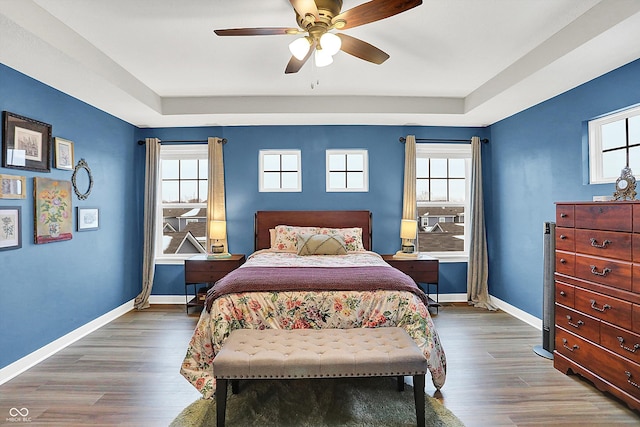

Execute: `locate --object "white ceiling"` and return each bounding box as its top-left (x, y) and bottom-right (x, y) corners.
top-left (1, 0), bottom-right (640, 128)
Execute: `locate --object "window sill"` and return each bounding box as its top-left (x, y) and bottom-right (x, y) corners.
top-left (419, 252), bottom-right (468, 263)
top-left (155, 257), bottom-right (194, 265)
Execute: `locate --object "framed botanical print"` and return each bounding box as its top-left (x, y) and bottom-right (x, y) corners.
top-left (0, 206), bottom-right (21, 251)
top-left (54, 137), bottom-right (74, 170)
top-left (34, 177), bottom-right (73, 244)
top-left (2, 111), bottom-right (52, 172)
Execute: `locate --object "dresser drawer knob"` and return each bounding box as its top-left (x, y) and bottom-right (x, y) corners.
top-left (562, 338), bottom-right (579, 352)
top-left (560, 213), bottom-right (567, 218)
top-left (617, 336), bottom-right (640, 353)
top-left (560, 235), bottom-right (567, 240)
top-left (590, 238), bottom-right (611, 249)
top-left (590, 299), bottom-right (612, 312)
top-left (590, 265), bottom-right (611, 277)
top-left (566, 315), bottom-right (584, 329)
top-left (625, 371), bottom-right (640, 389)
top-left (560, 259), bottom-right (567, 264)
top-left (559, 291), bottom-right (566, 296)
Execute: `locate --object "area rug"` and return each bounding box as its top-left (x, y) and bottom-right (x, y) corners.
top-left (171, 377), bottom-right (465, 427)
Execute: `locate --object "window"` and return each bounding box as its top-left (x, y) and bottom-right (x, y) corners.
top-left (259, 150), bottom-right (301, 192)
top-left (589, 105), bottom-right (640, 184)
top-left (416, 144), bottom-right (471, 261)
top-left (326, 149), bottom-right (368, 192)
top-left (156, 144), bottom-right (208, 264)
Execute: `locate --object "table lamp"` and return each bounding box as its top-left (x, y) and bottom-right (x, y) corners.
top-left (209, 220), bottom-right (226, 254)
top-left (400, 219), bottom-right (417, 253)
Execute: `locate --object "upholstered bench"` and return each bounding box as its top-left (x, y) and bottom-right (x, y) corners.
top-left (213, 327), bottom-right (428, 427)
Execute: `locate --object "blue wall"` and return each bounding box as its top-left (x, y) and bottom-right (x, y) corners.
top-left (486, 58), bottom-right (640, 317)
top-left (138, 125), bottom-right (488, 299)
top-left (0, 64), bottom-right (142, 369)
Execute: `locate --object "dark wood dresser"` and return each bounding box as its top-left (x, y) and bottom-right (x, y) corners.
top-left (554, 201), bottom-right (640, 411)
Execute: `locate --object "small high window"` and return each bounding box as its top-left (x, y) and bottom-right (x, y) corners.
top-left (259, 150), bottom-right (302, 192)
top-left (326, 149), bottom-right (368, 192)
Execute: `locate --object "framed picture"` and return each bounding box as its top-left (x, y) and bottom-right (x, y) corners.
top-left (0, 206), bottom-right (22, 251)
top-left (54, 137), bottom-right (74, 170)
top-left (77, 207), bottom-right (99, 231)
top-left (2, 111), bottom-right (52, 172)
top-left (34, 177), bottom-right (73, 244)
top-left (0, 173), bottom-right (27, 199)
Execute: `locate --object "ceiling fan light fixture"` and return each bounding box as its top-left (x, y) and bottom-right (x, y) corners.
top-left (315, 48), bottom-right (333, 67)
top-left (320, 32), bottom-right (341, 56)
top-left (289, 37), bottom-right (311, 60)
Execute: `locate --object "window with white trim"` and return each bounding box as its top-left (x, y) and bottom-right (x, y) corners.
top-left (326, 149), bottom-right (368, 192)
top-left (589, 105), bottom-right (640, 184)
top-left (259, 150), bottom-right (301, 192)
top-left (156, 144), bottom-right (208, 264)
top-left (416, 144), bottom-right (471, 261)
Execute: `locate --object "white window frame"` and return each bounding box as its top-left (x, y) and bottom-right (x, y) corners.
top-left (259, 149), bottom-right (302, 192)
top-left (325, 149), bottom-right (369, 192)
top-left (589, 105), bottom-right (640, 184)
top-left (416, 143), bottom-right (471, 262)
top-left (155, 144), bottom-right (208, 265)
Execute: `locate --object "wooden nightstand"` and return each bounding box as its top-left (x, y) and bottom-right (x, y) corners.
top-left (382, 254), bottom-right (440, 311)
top-left (184, 254), bottom-right (245, 313)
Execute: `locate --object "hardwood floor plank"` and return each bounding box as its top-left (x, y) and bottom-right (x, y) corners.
top-left (0, 304), bottom-right (638, 426)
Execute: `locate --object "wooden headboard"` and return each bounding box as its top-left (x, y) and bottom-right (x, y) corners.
top-left (255, 210), bottom-right (372, 251)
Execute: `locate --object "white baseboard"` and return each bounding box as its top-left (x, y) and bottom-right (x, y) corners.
top-left (0, 299), bottom-right (134, 386)
top-left (489, 295), bottom-right (542, 330)
top-left (149, 294), bottom-right (190, 305)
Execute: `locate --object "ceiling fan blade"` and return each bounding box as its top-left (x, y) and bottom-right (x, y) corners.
top-left (285, 40), bottom-right (316, 74)
top-left (333, 0), bottom-right (422, 30)
top-left (337, 33), bottom-right (389, 65)
top-left (289, 0), bottom-right (319, 20)
top-left (214, 27), bottom-right (299, 36)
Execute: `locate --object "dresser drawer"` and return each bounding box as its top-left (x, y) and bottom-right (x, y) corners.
top-left (575, 254), bottom-right (632, 292)
top-left (634, 264), bottom-right (640, 294)
top-left (575, 204), bottom-right (632, 232)
top-left (601, 322), bottom-right (640, 365)
top-left (555, 304), bottom-right (600, 343)
top-left (634, 234), bottom-right (640, 262)
top-left (589, 343), bottom-right (640, 399)
top-left (575, 287), bottom-right (632, 330)
top-left (556, 227), bottom-right (575, 252)
top-left (555, 281), bottom-right (575, 308)
top-left (634, 204), bottom-right (640, 233)
top-left (185, 270), bottom-right (229, 283)
top-left (634, 304), bottom-right (640, 334)
top-left (556, 204), bottom-right (575, 228)
top-left (555, 327), bottom-right (594, 368)
top-left (555, 251), bottom-right (575, 276)
top-left (574, 229), bottom-right (632, 261)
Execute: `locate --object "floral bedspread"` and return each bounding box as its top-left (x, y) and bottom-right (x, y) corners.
top-left (180, 251), bottom-right (447, 399)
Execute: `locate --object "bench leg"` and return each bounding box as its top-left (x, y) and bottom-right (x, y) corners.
top-left (216, 379), bottom-right (228, 427)
top-left (413, 374), bottom-right (425, 427)
top-left (397, 375), bottom-right (405, 391)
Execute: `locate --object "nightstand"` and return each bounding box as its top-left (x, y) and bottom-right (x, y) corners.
top-left (381, 254), bottom-right (440, 312)
top-left (184, 254), bottom-right (246, 313)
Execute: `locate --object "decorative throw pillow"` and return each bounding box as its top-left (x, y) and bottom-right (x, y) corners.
top-left (297, 234), bottom-right (348, 256)
top-left (272, 225), bottom-right (319, 252)
top-left (317, 227), bottom-right (365, 252)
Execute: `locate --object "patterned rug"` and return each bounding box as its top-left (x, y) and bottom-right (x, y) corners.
top-left (171, 377), bottom-right (465, 427)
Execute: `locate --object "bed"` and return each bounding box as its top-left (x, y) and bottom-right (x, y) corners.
top-left (180, 210), bottom-right (446, 399)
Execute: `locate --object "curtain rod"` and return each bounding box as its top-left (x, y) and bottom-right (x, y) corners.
top-left (137, 138), bottom-right (227, 145)
top-left (398, 137), bottom-right (489, 144)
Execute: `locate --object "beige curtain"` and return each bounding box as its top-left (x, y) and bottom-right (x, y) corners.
top-left (207, 137), bottom-right (228, 252)
top-left (134, 137), bottom-right (161, 310)
top-left (467, 136), bottom-right (496, 310)
top-left (402, 135), bottom-right (417, 247)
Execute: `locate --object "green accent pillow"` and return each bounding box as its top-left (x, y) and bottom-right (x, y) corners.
top-left (297, 234), bottom-right (348, 256)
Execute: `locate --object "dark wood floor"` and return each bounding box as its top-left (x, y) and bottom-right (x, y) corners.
top-left (0, 304), bottom-right (638, 426)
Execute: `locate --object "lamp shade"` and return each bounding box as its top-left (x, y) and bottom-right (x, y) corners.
top-left (320, 32), bottom-right (341, 56)
top-left (400, 219), bottom-right (417, 240)
top-left (314, 48), bottom-right (333, 67)
top-left (209, 220), bottom-right (226, 240)
top-left (289, 37), bottom-right (311, 60)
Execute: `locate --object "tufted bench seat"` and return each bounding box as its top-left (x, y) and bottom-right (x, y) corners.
top-left (213, 327), bottom-right (428, 427)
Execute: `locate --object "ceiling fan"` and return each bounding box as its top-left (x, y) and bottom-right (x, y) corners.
top-left (214, 0), bottom-right (423, 74)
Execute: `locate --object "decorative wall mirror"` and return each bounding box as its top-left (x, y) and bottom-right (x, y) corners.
top-left (72, 158), bottom-right (93, 200)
